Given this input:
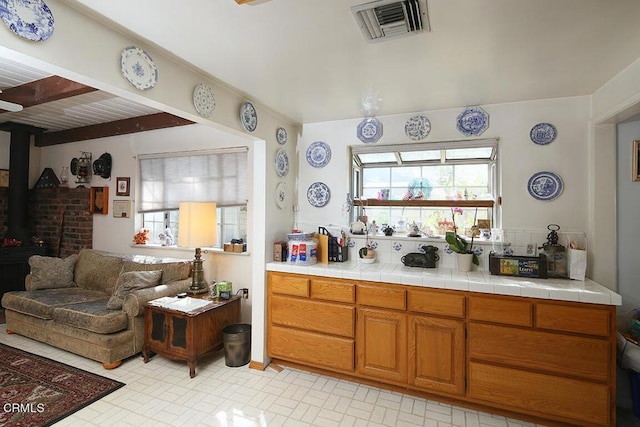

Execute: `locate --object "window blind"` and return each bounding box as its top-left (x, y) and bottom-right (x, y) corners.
top-left (139, 148), bottom-right (248, 213)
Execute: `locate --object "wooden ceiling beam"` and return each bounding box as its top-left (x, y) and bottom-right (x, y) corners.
top-left (0, 76), bottom-right (97, 110)
top-left (35, 112), bottom-right (194, 147)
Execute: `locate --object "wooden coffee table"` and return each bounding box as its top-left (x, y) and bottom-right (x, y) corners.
top-left (142, 294), bottom-right (241, 378)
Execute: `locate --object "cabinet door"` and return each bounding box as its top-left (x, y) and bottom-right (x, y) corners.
top-left (408, 315), bottom-right (465, 395)
top-left (168, 314), bottom-right (189, 356)
top-left (148, 310), bottom-right (169, 350)
top-left (357, 308), bottom-right (407, 383)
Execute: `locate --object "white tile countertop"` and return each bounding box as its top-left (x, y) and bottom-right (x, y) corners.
top-left (266, 261), bottom-right (622, 306)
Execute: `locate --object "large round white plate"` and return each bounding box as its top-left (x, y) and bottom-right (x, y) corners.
top-left (275, 181), bottom-right (287, 209)
top-left (527, 171), bottom-right (563, 201)
top-left (193, 84), bottom-right (216, 118)
top-left (306, 141), bottom-right (331, 168)
top-left (0, 0), bottom-right (54, 41)
top-left (276, 127), bottom-right (287, 145)
top-left (240, 101), bottom-right (257, 132)
top-left (530, 122), bottom-right (557, 145)
top-left (405, 115), bottom-right (431, 140)
top-left (275, 148), bottom-right (289, 177)
top-left (307, 182), bottom-right (330, 207)
top-left (456, 106), bottom-right (489, 137)
top-left (357, 117), bottom-right (383, 143)
top-left (120, 46), bottom-right (158, 91)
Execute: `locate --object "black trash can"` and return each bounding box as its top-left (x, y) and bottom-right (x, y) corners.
top-left (222, 324), bottom-right (251, 367)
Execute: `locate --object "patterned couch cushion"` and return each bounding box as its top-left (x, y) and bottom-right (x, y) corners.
top-left (53, 299), bottom-right (129, 334)
top-left (107, 270), bottom-right (162, 310)
top-left (1, 288), bottom-right (108, 320)
top-left (74, 249), bottom-right (124, 294)
top-left (28, 254), bottom-right (78, 290)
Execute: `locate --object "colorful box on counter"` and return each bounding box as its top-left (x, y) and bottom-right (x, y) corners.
top-left (273, 241), bottom-right (287, 262)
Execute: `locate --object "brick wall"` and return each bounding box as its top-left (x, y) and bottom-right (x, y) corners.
top-left (0, 187), bottom-right (93, 257)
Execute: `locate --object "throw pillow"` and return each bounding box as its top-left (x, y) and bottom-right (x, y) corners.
top-left (29, 254), bottom-right (78, 290)
top-left (107, 270), bottom-right (162, 310)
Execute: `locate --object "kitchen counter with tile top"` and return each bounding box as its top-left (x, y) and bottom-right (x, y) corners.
top-left (266, 261), bottom-right (621, 306)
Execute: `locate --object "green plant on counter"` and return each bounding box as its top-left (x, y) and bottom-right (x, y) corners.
top-left (445, 231), bottom-right (479, 265)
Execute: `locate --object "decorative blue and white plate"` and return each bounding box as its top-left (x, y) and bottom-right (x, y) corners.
top-left (307, 182), bottom-right (330, 207)
top-left (527, 171), bottom-right (563, 201)
top-left (405, 115), bottom-right (431, 140)
top-left (276, 127), bottom-right (287, 145)
top-left (275, 148), bottom-right (289, 177)
top-left (306, 141), bottom-right (331, 168)
top-left (0, 0), bottom-right (54, 42)
top-left (275, 181), bottom-right (287, 209)
top-left (120, 46), bottom-right (158, 91)
top-left (193, 84), bottom-right (215, 118)
top-left (357, 117), bottom-right (383, 143)
top-left (456, 106), bottom-right (489, 137)
top-left (240, 101), bottom-right (257, 132)
top-left (530, 122), bottom-right (557, 145)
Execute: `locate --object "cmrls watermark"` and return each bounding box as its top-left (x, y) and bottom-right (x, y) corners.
top-left (3, 403), bottom-right (46, 413)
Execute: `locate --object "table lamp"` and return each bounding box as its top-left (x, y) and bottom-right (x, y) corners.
top-left (178, 202), bottom-right (217, 294)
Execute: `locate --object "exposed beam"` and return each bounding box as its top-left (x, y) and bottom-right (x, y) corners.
top-left (0, 76), bottom-right (97, 111)
top-left (35, 113), bottom-right (194, 146)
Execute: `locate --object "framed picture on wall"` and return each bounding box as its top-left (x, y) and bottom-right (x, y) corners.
top-left (116, 177), bottom-right (130, 196)
top-left (90, 186), bottom-right (109, 214)
top-left (113, 200), bottom-right (132, 218)
top-left (633, 141), bottom-right (640, 182)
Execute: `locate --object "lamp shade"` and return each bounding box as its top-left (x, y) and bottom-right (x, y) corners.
top-left (178, 202), bottom-right (217, 248)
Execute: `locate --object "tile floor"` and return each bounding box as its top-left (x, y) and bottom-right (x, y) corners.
top-left (0, 325), bottom-right (579, 426)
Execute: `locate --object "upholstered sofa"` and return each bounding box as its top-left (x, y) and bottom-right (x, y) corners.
top-left (1, 248), bottom-right (192, 369)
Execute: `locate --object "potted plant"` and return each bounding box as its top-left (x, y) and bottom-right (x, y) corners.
top-left (445, 207), bottom-right (479, 271)
top-left (358, 225), bottom-right (376, 263)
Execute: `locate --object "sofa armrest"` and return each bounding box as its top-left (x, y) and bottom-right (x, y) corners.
top-left (24, 274), bottom-right (34, 291)
top-left (122, 278), bottom-right (192, 317)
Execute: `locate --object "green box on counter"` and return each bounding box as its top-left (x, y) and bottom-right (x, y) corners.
top-left (489, 253), bottom-right (548, 278)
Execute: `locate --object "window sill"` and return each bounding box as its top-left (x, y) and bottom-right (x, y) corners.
top-left (353, 199), bottom-right (496, 208)
top-left (129, 244), bottom-right (250, 256)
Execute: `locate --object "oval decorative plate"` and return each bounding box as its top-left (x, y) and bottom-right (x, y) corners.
top-left (456, 106), bottom-right (489, 137)
top-left (275, 148), bottom-right (289, 177)
top-left (240, 101), bottom-right (257, 132)
top-left (193, 84), bottom-right (216, 118)
top-left (0, 0), bottom-right (54, 42)
top-left (120, 46), bottom-right (158, 91)
top-left (527, 171), bottom-right (563, 201)
top-left (357, 117), bottom-right (383, 143)
top-left (405, 115), bottom-right (431, 140)
top-left (306, 141), bottom-right (331, 168)
top-left (276, 127), bottom-right (287, 145)
top-left (307, 182), bottom-right (330, 207)
top-left (530, 122), bottom-right (557, 145)
top-left (275, 181), bottom-right (287, 209)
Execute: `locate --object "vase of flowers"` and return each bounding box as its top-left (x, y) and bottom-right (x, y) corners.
top-left (445, 207), bottom-right (479, 272)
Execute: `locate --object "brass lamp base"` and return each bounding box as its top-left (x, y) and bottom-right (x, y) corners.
top-left (187, 247), bottom-right (208, 294)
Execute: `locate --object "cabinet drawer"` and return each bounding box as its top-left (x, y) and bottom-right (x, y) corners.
top-left (358, 284), bottom-right (406, 310)
top-left (468, 323), bottom-right (610, 382)
top-left (536, 303), bottom-right (611, 337)
top-left (469, 295), bottom-right (532, 326)
top-left (408, 289), bottom-right (465, 318)
top-left (468, 362), bottom-right (609, 426)
top-left (271, 295), bottom-right (355, 338)
top-left (311, 279), bottom-right (355, 303)
top-left (269, 325), bottom-right (355, 372)
top-left (269, 273), bottom-right (309, 297)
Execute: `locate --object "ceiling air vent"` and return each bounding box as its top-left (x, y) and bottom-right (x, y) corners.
top-left (351, 0), bottom-right (430, 42)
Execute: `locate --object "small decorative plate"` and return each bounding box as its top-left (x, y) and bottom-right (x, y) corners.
top-left (0, 0), bottom-right (54, 42)
top-left (307, 182), bottom-right (331, 207)
top-left (357, 117), bottom-right (383, 143)
top-left (405, 115), bottom-right (431, 140)
top-left (456, 106), bottom-right (489, 137)
top-left (240, 101), bottom-right (257, 132)
top-left (276, 127), bottom-right (287, 145)
top-left (527, 171), bottom-right (564, 201)
top-left (275, 181), bottom-right (287, 209)
top-left (193, 84), bottom-right (216, 118)
top-left (530, 122), bottom-right (557, 145)
top-left (120, 46), bottom-right (158, 91)
top-left (306, 141), bottom-right (331, 168)
top-left (275, 148), bottom-right (289, 177)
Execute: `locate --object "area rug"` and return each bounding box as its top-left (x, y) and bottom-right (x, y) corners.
top-left (0, 343), bottom-right (125, 426)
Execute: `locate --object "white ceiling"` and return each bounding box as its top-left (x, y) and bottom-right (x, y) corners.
top-left (24, 0), bottom-right (640, 125)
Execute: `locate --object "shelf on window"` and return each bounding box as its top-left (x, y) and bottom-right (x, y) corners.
top-left (352, 199), bottom-right (495, 208)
